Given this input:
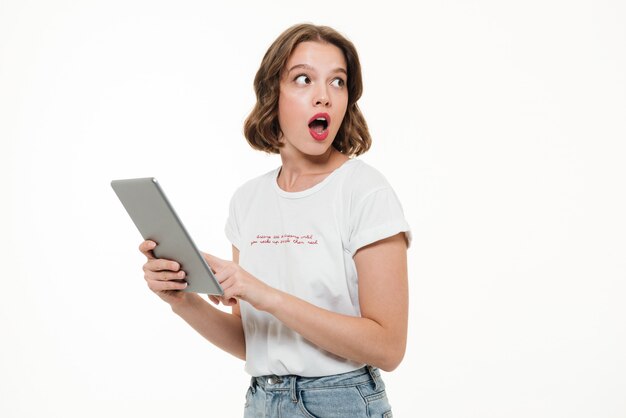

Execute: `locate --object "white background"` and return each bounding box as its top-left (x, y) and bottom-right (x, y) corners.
top-left (1, 1), bottom-right (625, 417)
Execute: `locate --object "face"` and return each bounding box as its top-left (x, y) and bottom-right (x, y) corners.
top-left (277, 41), bottom-right (349, 157)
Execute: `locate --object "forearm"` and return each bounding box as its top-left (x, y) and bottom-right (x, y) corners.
top-left (171, 293), bottom-right (246, 360)
top-left (204, 236), bottom-right (408, 369)
top-left (265, 291), bottom-right (406, 371)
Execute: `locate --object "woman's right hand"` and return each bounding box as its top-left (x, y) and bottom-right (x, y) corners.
top-left (139, 240), bottom-right (189, 306)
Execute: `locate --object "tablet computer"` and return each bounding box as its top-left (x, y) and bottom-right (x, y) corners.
top-left (111, 177), bottom-right (224, 295)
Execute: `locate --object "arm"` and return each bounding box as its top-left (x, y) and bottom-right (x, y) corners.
top-left (268, 233), bottom-right (408, 371)
top-left (207, 233), bottom-right (408, 371)
top-left (140, 240), bottom-right (246, 360)
top-left (170, 295), bottom-right (246, 361)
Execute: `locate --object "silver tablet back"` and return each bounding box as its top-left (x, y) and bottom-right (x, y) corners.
top-left (111, 177), bottom-right (223, 295)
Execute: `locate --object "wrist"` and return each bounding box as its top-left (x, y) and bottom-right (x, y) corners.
top-left (169, 292), bottom-right (198, 313)
top-left (260, 287), bottom-right (285, 315)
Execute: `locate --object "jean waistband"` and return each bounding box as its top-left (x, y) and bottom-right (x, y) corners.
top-left (250, 365), bottom-right (382, 397)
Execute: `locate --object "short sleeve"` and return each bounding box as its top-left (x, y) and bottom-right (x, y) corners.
top-left (224, 193), bottom-right (241, 251)
top-left (346, 187), bottom-right (412, 255)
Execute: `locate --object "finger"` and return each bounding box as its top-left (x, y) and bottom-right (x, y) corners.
top-left (148, 279), bottom-right (188, 292)
top-left (219, 277), bottom-right (240, 302)
top-left (202, 252), bottom-right (227, 270)
top-left (222, 297), bottom-right (238, 306)
top-left (138, 240), bottom-right (158, 259)
top-left (144, 258), bottom-right (181, 273)
top-left (153, 270), bottom-right (186, 282)
top-left (144, 269), bottom-right (185, 284)
top-left (208, 295), bottom-right (220, 305)
top-left (214, 295), bottom-right (236, 306)
top-left (214, 266), bottom-right (236, 284)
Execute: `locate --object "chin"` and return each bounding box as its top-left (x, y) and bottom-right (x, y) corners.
top-left (281, 133), bottom-right (337, 157)
top-left (301, 141), bottom-right (334, 156)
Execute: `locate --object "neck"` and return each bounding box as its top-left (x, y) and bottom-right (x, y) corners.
top-left (276, 147), bottom-right (350, 191)
top-left (279, 147), bottom-right (335, 175)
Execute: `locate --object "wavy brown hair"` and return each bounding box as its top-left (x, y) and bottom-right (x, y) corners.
top-left (243, 24), bottom-right (371, 156)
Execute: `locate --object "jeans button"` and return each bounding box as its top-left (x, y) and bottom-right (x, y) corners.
top-left (267, 376), bottom-right (282, 385)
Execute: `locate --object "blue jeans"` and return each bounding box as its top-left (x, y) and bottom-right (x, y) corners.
top-left (243, 366), bottom-right (393, 418)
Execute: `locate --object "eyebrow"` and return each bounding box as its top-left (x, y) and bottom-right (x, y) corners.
top-left (286, 63), bottom-right (348, 76)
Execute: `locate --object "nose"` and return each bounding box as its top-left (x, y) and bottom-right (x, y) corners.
top-left (313, 85), bottom-right (331, 107)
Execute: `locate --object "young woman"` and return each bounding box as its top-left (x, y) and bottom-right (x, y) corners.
top-left (139, 23), bottom-right (411, 418)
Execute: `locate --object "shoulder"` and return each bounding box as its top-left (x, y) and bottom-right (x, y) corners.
top-left (340, 159), bottom-right (411, 252)
top-left (340, 158), bottom-right (394, 199)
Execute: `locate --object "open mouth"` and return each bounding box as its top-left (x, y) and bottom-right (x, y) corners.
top-left (308, 113), bottom-right (331, 141)
top-left (308, 117), bottom-right (328, 133)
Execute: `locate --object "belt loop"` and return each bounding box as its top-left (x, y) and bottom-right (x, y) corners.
top-left (249, 377), bottom-right (257, 394)
top-left (367, 365), bottom-right (381, 391)
top-left (290, 376), bottom-right (298, 403)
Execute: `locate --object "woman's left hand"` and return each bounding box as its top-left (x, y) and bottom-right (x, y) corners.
top-left (202, 252), bottom-right (277, 311)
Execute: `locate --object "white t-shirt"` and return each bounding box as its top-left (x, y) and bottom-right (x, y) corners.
top-left (224, 158), bottom-right (411, 377)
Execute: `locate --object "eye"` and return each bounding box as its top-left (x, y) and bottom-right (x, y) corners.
top-left (330, 77), bottom-right (346, 88)
top-left (294, 74), bottom-right (311, 85)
